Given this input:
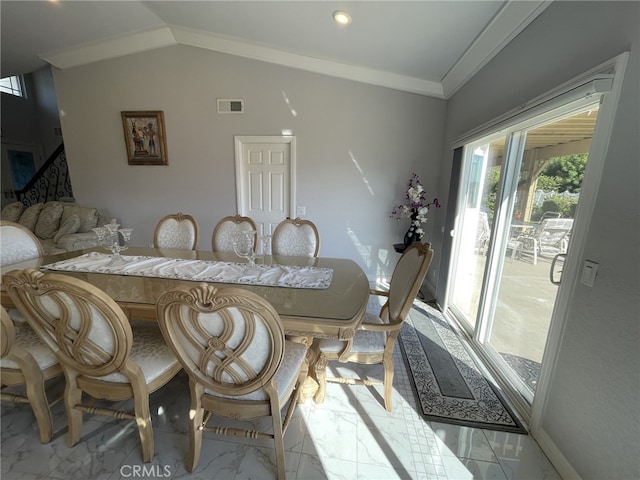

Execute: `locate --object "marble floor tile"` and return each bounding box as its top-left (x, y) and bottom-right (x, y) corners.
top-left (295, 453), bottom-right (358, 480)
top-left (300, 407), bottom-right (359, 462)
top-left (1, 342), bottom-right (562, 480)
top-left (432, 422), bottom-right (498, 462)
top-left (484, 431), bottom-right (562, 480)
top-left (441, 455), bottom-right (509, 480)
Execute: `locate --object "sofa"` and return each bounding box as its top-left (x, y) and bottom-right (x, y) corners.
top-left (1, 201), bottom-right (109, 255)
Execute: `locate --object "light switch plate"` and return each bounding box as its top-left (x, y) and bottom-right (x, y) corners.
top-left (581, 260), bottom-right (598, 287)
top-left (296, 206), bottom-right (306, 216)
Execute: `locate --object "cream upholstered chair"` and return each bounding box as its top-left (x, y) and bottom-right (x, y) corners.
top-left (1, 220), bottom-right (44, 324)
top-left (153, 212), bottom-right (199, 250)
top-left (271, 217), bottom-right (320, 257)
top-left (156, 283), bottom-right (308, 478)
top-left (4, 269), bottom-right (182, 463)
top-left (314, 242), bottom-right (434, 412)
top-left (211, 214), bottom-right (257, 252)
top-left (0, 306), bottom-right (63, 443)
top-left (0, 220), bottom-right (44, 266)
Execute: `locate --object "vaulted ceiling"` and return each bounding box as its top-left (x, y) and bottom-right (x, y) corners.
top-left (0, 1), bottom-right (550, 98)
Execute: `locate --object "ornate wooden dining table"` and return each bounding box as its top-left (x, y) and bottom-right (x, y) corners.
top-left (0, 246), bottom-right (370, 402)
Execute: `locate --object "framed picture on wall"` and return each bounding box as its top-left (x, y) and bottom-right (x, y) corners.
top-left (121, 111), bottom-right (168, 165)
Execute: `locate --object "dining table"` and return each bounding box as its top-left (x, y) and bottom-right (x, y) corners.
top-left (0, 246), bottom-right (371, 402)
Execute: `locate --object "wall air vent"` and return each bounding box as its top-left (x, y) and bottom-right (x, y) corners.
top-left (217, 99), bottom-right (244, 114)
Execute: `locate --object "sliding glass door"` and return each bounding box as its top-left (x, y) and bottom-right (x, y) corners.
top-left (447, 102), bottom-right (600, 407)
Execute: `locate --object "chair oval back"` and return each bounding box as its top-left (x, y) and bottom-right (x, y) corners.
top-left (387, 242), bottom-right (433, 324)
top-left (4, 269), bottom-right (133, 377)
top-left (271, 217), bottom-right (320, 257)
top-left (0, 306), bottom-right (15, 359)
top-left (154, 213), bottom-right (199, 250)
top-left (157, 283), bottom-right (284, 396)
top-left (0, 220), bottom-right (43, 266)
top-left (211, 215), bottom-right (257, 252)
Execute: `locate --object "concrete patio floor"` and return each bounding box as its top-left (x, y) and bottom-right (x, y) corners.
top-left (451, 250), bottom-right (563, 394)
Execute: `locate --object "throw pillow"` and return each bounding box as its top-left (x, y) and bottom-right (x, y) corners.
top-left (18, 203), bottom-right (45, 232)
top-left (53, 213), bottom-right (81, 243)
top-left (34, 202), bottom-right (64, 239)
top-left (60, 205), bottom-right (98, 233)
top-left (1, 202), bottom-right (25, 222)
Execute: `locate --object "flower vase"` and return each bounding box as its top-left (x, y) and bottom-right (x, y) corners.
top-left (403, 211), bottom-right (421, 247)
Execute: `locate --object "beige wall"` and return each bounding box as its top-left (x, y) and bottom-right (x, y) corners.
top-left (52, 45), bottom-right (446, 283)
top-left (441, 2), bottom-right (639, 479)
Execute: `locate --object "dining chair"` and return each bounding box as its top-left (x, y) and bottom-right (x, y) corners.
top-left (0, 220), bottom-right (44, 267)
top-left (153, 212), bottom-right (200, 250)
top-left (313, 241), bottom-right (434, 412)
top-left (3, 269), bottom-right (182, 463)
top-left (0, 305), bottom-right (63, 443)
top-left (211, 214), bottom-right (257, 252)
top-left (156, 283), bottom-right (308, 478)
top-left (271, 217), bottom-right (320, 257)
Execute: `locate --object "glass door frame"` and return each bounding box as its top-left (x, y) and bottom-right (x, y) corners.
top-left (448, 127), bottom-right (536, 406)
top-left (443, 53), bottom-right (628, 426)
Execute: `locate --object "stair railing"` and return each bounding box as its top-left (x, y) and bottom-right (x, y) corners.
top-left (16, 143), bottom-right (74, 206)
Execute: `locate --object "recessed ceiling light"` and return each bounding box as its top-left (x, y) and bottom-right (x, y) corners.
top-left (333, 10), bottom-right (352, 25)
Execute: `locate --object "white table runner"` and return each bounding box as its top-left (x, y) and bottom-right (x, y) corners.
top-left (44, 252), bottom-right (333, 290)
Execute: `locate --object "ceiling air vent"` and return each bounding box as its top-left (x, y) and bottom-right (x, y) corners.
top-left (217, 99), bottom-right (244, 114)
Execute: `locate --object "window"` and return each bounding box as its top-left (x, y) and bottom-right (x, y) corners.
top-left (0, 76), bottom-right (25, 97)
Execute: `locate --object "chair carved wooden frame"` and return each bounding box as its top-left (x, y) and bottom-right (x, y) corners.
top-left (271, 217), bottom-right (320, 257)
top-left (211, 214), bottom-right (257, 252)
top-left (0, 305), bottom-right (63, 443)
top-left (153, 212), bottom-right (200, 250)
top-left (156, 283), bottom-right (308, 478)
top-left (4, 269), bottom-right (181, 462)
top-left (314, 242), bottom-right (434, 412)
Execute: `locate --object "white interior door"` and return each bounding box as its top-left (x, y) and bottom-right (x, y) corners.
top-left (234, 136), bottom-right (296, 235)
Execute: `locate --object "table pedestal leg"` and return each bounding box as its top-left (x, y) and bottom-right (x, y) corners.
top-left (286, 335), bottom-right (318, 404)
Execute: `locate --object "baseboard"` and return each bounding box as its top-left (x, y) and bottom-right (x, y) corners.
top-left (533, 426), bottom-right (582, 480)
top-left (421, 277), bottom-right (437, 303)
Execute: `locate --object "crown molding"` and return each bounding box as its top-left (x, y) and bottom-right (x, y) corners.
top-left (41, 26), bottom-right (177, 71)
top-left (441, 0), bottom-right (552, 98)
top-left (172, 27), bottom-right (445, 98)
top-left (40, 1), bottom-right (550, 99)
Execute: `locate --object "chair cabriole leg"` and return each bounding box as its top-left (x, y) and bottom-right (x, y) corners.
top-left (186, 381), bottom-right (205, 472)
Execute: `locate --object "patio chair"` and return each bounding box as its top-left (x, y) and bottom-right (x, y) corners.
top-left (156, 283), bottom-right (308, 477)
top-left (539, 211), bottom-right (562, 222)
top-left (272, 217), bottom-right (320, 257)
top-left (0, 306), bottom-right (63, 443)
top-left (211, 214), bottom-right (257, 252)
top-left (475, 212), bottom-right (491, 255)
top-left (313, 242), bottom-right (433, 412)
top-left (4, 269), bottom-right (182, 463)
top-left (517, 218), bottom-right (574, 264)
top-left (153, 212), bottom-right (200, 250)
